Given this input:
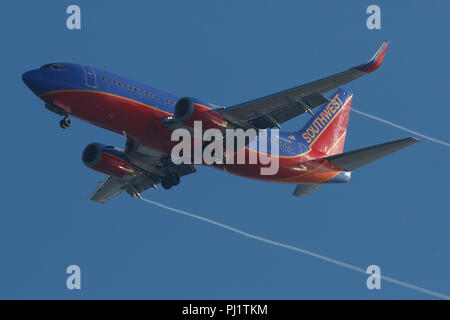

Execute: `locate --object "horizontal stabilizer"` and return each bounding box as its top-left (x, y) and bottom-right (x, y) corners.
top-left (326, 137), bottom-right (420, 171)
top-left (292, 184), bottom-right (322, 198)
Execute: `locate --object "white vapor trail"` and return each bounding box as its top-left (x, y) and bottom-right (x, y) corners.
top-left (140, 197), bottom-right (450, 300)
top-left (352, 108), bottom-right (450, 147)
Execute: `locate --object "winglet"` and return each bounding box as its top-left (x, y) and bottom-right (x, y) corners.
top-left (356, 41), bottom-right (390, 73)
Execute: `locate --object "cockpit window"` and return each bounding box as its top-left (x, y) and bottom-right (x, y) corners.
top-left (40, 64), bottom-right (67, 71)
top-left (51, 64), bottom-right (67, 71)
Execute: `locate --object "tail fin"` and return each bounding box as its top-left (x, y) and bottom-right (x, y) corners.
top-left (297, 88), bottom-right (352, 155)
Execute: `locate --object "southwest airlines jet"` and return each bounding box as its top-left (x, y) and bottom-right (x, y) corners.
top-left (22, 41), bottom-right (419, 203)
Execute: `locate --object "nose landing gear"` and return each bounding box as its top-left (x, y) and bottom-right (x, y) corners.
top-left (59, 116), bottom-right (72, 129)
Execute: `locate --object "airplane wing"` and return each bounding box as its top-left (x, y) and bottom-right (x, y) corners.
top-left (88, 173), bottom-right (160, 203)
top-left (88, 154), bottom-right (196, 204)
top-left (89, 176), bottom-right (130, 203)
top-left (221, 41), bottom-right (389, 129)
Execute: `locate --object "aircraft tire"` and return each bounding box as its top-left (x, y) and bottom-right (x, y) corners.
top-left (60, 117), bottom-right (71, 129)
top-left (161, 177), bottom-right (172, 190)
top-left (168, 173), bottom-right (180, 186)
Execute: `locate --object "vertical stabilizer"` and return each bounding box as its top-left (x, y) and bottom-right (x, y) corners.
top-left (297, 88), bottom-right (352, 155)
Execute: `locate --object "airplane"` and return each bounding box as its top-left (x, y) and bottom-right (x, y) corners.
top-left (22, 41), bottom-right (419, 202)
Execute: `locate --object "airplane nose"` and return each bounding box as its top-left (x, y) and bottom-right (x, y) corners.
top-left (22, 69), bottom-right (45, 95)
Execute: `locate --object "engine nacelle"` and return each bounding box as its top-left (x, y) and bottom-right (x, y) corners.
top-left (173, 97), bottom-right (195, 123)
top-left (82, 143), bottom-right (134, 178)
top-left (164, 97), bottom-right (225, 130)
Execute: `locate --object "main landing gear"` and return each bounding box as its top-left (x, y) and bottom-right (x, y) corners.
top-left (59, 116), bottom-right (72, 129)
top-left (160, 157), bottom-right (181, 190)
top-left (161, 172), bottom-right (180, 190)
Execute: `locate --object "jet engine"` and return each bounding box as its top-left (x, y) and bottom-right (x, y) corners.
top-left (82, 143), bottom-right (134, 178)
top-left (163, 97), bottom-right (225, 130)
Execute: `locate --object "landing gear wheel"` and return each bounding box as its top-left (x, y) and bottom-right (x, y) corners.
top-left (59, 117), bottom-right (72, 129)
top-left (161, 177), bottom-right (172, 190)
top-left (168, 173), bottom-right (180, 186)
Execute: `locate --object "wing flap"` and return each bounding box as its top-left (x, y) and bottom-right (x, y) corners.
top-left (250, 93), bottom-right (329, 129)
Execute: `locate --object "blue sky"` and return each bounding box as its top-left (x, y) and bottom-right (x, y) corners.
top-left (1, 0), bottom-right (449, 299)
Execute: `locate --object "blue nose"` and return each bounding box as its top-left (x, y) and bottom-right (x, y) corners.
top-left (22, 69), bottom-right (45, 95)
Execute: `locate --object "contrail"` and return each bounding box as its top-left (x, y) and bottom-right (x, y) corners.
top-left (352, 108), bottom-right (450, 147)
top-left (140, 197), bottom-right (450, 300)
